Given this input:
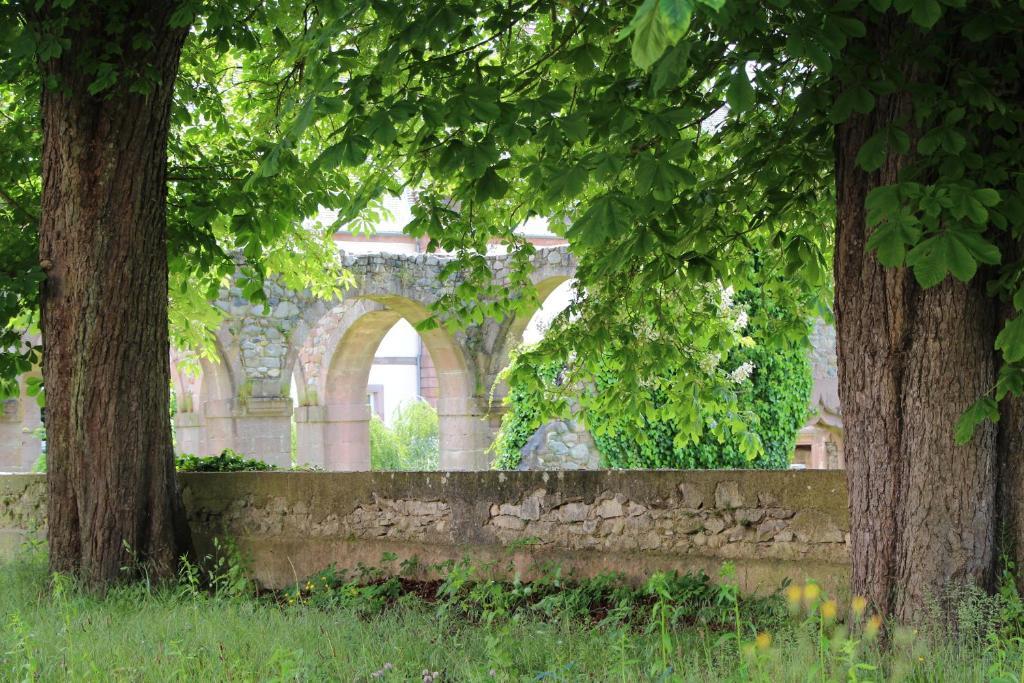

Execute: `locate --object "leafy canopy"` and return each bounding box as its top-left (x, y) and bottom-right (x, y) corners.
top-left (3, 0), bottom-right (1024, 444)
top-left (301, 0), bottom-right (1022, 442)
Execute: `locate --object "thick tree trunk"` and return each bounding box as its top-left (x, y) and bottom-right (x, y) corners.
top-left (834, 20), bottom-right (1001, 621)
top-left (37, 3), bottom-right (190, 587)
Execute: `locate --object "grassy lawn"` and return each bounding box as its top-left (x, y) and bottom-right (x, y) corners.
top-left (2, 547), bottom-right (1023, 681)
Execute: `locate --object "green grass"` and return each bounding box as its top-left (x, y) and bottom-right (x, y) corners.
top-left (2, 547), bottom-right (1024, 682)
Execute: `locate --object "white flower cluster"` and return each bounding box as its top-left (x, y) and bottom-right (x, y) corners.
top-left (729, 361), bottom-right (754, 384)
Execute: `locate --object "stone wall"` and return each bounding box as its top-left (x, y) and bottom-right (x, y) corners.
top-left (0, 470), bottom-right (850, 593)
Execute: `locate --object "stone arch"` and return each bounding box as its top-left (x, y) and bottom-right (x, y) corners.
top-left (214, 246), bottom-right (577, 468)
top-left (170, 334), bottom-right (241, 457)
top-left (314, 294), bottom-right (486, 471)
top-left (504, 275), bottom-right (574, 356)
top-left (486, 273), bottom-right (576, 406)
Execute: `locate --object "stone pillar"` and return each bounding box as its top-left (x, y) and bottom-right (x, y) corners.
top-left (323, 402), bottom-right (372, 471)
top-left (231, 397), bottom-right (294, 467)
top-left (437, 396), bottom-right (492, 470)
top-left (173, 412), bottom-right (204, 456)
top-left (0, 399), bottom-right (25, 471)
top-left (294, 405), bottom-right (327, 468)
top-left (202, 398), bottom-right (236, 456)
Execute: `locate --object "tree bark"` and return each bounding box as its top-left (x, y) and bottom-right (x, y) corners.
top-left (834, 18), bottom-right (1001, 621)
top-left (37, 2), bottom-right (191, 587)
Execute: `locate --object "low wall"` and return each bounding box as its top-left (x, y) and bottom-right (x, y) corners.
top-left (0, 470), bottom-right (850, 593)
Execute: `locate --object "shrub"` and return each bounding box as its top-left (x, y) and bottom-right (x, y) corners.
top-left (370, 399), bottom-right (439, 470)
top-left (370, 415), bottom-right (406, 470)
top-left (175, 449), bottom-right (277, 472)
top-left (495, 297), bottom-right (812, 470)
top-left (392, 399), bottom-right (440, 470)
top-left (592, 336), bottom-right (810, 470)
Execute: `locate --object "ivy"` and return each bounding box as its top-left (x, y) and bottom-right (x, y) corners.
top-left (494, 295), bottom-right (812, 470)
top-left (175, 449), bottom-right (276, 472)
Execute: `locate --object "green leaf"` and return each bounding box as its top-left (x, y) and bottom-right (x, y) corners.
top-left (865, 184), bottom-right (903, 226)
top-left (909, 0), bottom-right (942, 28)
top-left (952, 230), bottom-right (1000, 267)
top-left (856, 131), bottom-right (887, 172)
top-left (997, 317), bottom-right (1024, 364)
top-left (475, 167), bottom-right (509, 201)
top-left (87, 62), bottom-right (119, 95)
top-left (905, 235), bottom-right (950, 287)
top-left (726, 66), bottom-right (755, 114)
top-left (658, 0), bottom-right (696, 42)
top-left (974, 188), bottom-right (1001, 207)
top-left (996, 365), bottom-right (1024, 401)
top-left (315, 135), bottom-right (370, 169)
top-left (954, 397), bottom-right (998, 445)
top-left (866, 216), bottom-right (921, 267)
top-left (365, 111), bottom-right (397, 146)
top-left (833, 16), bottom-right (867, 38)
top-left (545, 165), bottom-right (588, 202)
top-left (738, 429), bottom-right (763, 460)
top-left (904, 228), bottom-right (998, 286)
top-left (963, 15), bottom-right (997, 42)
top-left (566, 193), bottom-right (635, 248)
top-left (468, 93), bottom-right (501, 121)
top-left (651, 41), bottom-right (691, 94)
top-left (620, 0), bottom-right (671, 70)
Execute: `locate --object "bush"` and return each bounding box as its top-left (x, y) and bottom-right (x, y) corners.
top-left (370, 399), bottom-right (439, 470)
top-left (175, 449), bottom-right (277, 472)
top-left (495, 297), bottom-right (812, 470)
top-left (370, 415), bottom-right (406, 470)
top-left (592, 336), bottom-right (810, 470)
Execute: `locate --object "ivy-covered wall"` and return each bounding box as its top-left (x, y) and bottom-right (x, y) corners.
top-left (494, 299), bottom-right (814, 470)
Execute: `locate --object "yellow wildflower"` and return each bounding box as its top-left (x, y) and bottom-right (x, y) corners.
top-left (803, 583), bottom-right (821, 603)
top-left (865, 614), bottom-right (883, 640)
top-left (851, 595), bottom-right (867, 617)
top-left (821, 600), bottom-right (837, 622)
top-left (755, 632), bottom-right (772, 650)
top-left (785, 584), bottom-right (803, 605)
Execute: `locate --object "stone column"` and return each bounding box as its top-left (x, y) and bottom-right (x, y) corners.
top-left (0, 399), bottom-right (25, 471)
top-left (437, 396), bottom-right (492, 470)
top-left (293, 404), bottom-right (327, 468)
top-left (231, 397), bottom-right (294, 468)
top-left (173, 412), bottom-right (204, 456)
top-left (323, 402), bottom-right (372, 470)
top-left (201, 398), bottom-right (236, 456)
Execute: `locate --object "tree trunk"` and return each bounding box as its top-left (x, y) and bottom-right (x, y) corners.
top-left (37, 2), bottom-right (190, 587)
top-left (834, 19), bottom-right (1001, 621)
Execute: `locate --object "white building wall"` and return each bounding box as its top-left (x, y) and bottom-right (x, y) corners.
top-left (368, 320), bottom-right (422, 425)
top-left (368, 364), bottom-right (420, 424)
